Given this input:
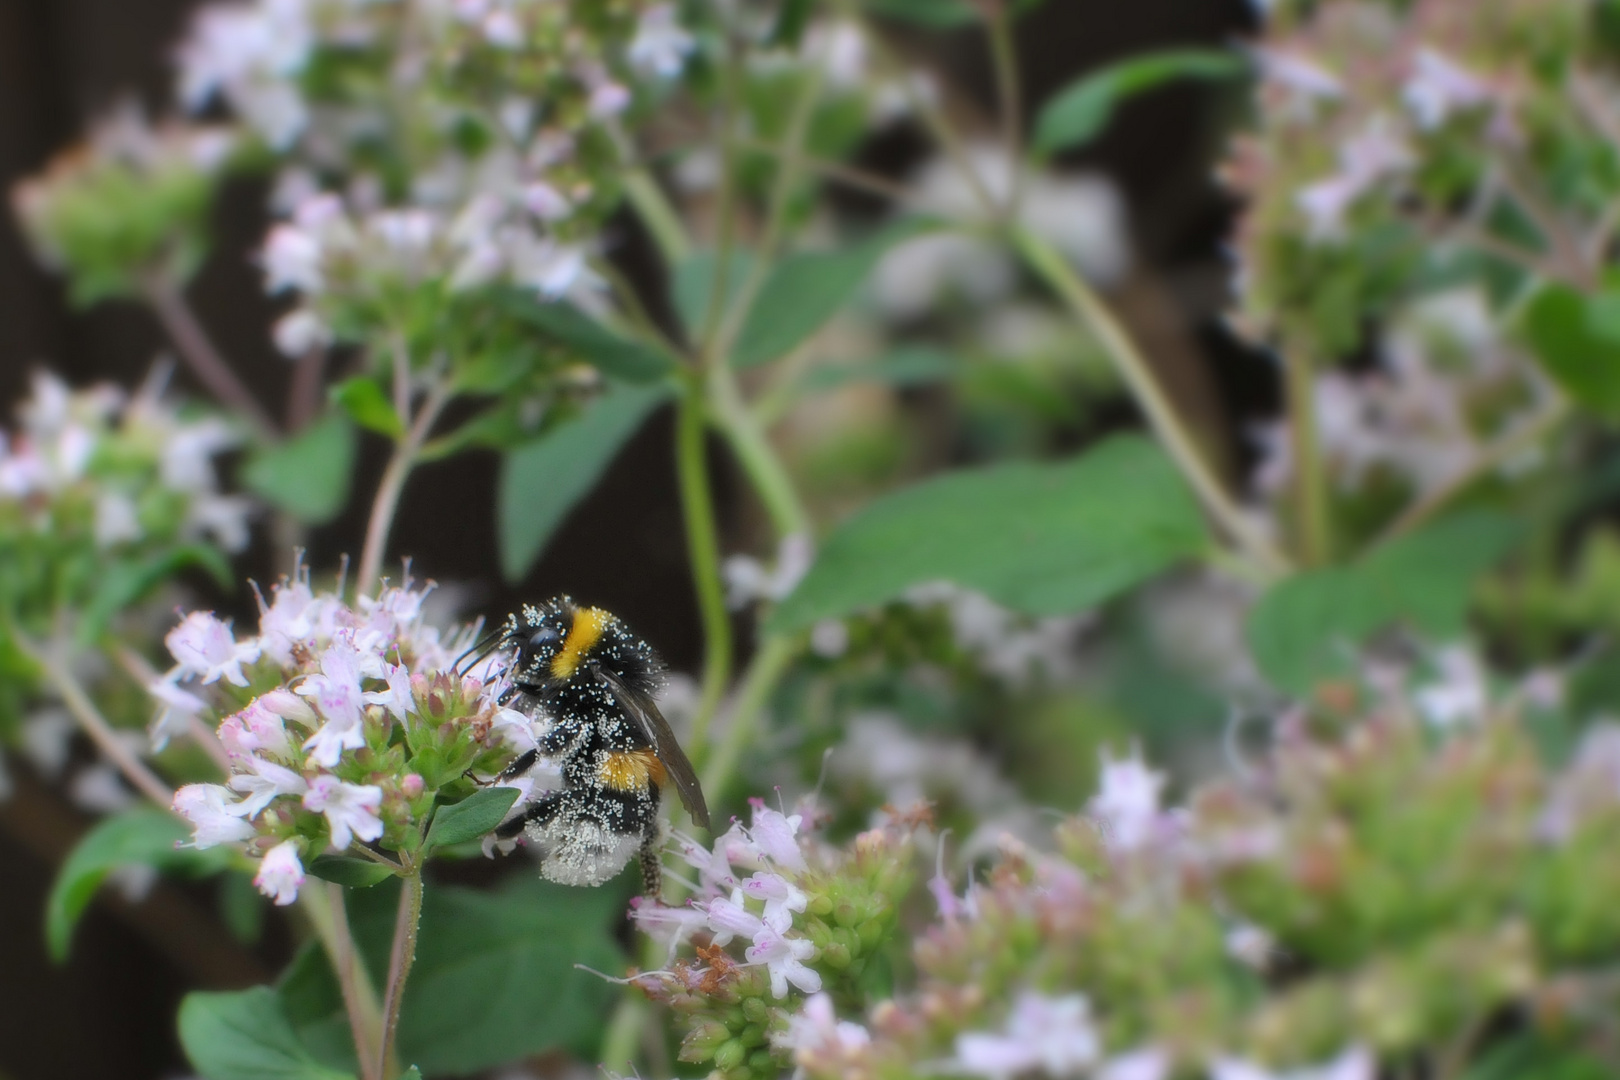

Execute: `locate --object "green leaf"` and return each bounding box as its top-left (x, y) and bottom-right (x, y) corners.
top-left (180, 987), bottom-right (354, 1080)
top-left (78, 543), bottom-right (234, 643)
top-left (1522, 282), bottom-right (1620, 417)
top-left (1033, 49), bottom-right (1244, 155)
top-left (768, 0), bottom-right (817, 46)
top-left (399, 1070), bottom-right (422, 1080)
top-left (497, 382), bottom-right (669, 582)
top-left (242, 414), bottom-right (357, 526)
top-left (769, 435), bottom-right (1209, 632)
top-left (1247, 510), bottom-right (1524, 693)
top-left (799, 346), bottom-right (956, 394)
top-left (424, 787), bottom-right (521, 851)
top-left (499, 291), bottom-right (676, 383)
top-left (330, 377), bottom-right (404, 439)
top-left (674, 250), bottom-right (757, 340)
top-left (305, 855), bottom-right (395, 889)
top-left (732, 219), bottom-right (939, 369)
top-left (46, 808), bottom-right (232, 961)
top-left (283, 878), bottom-right (628, 1075)
top-left (864, 0), bottom-right (977, 27)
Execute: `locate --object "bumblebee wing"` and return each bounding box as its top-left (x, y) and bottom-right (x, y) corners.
top-left (599, 668), bottom-right (711, 830)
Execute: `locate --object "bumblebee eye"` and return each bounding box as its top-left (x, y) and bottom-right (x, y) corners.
top-left (515, 626), bottom-right (561, 674)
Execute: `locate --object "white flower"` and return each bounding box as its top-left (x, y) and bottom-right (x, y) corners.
top-left (1099, 1048), bottom-right (1171, 1080)
top-left (745, 800), bottom-right (808, 872)
top-left (482, 9), bottom-right (524, 47)
top-left (263, 223), bottom-right (324, 293)
top-left (273, 309), bottom-right (331, 357)
top-left (93, 491), bottom-right (142, 547)
top-left (702, 887), bottom-right (768, 947)
top-left (298, 639), bottom-right (371, 767)
top-left (954, 993), bottom-right (1099, 1080)
top-left (629, 896), bottom-right (711, 961)
top-left (187, 493), bottom-right (255, 553)
top-left (1256, 48), bottom-right (1343, 103)
top-left (587, 79), bottom-right (631, 119)
top-left (148, 679), bottom-right (207, 752)
top-left (774, 992), bottom-right (870, 1058)
top-left (1296, 116), bottom-right (1413, 241)
top-left (522, 182), bottom-right (572, 222)
top-left (510, 235), bottom-right (588, 297)
top-left (218, 694), bottom-right (301, 760)
top-left (723, 533), bottom-right (813, 608)
top-left (303, 774), bottom-right (384, 851)
top-left (1210, 1045), bottom-right (1374, 1080)
top-left (1404, 48), bottom-right (1491, 131)
top-left (628, 4), bottom-right (695, 79)
top-left (255, 839), bottom-right (305, 905)
top-left (70, 763), bottom-right (136, 813)
top-left (1089, 747), bottom-right (1166, 851)
top-left (745, 922), bottom-right (822, 998)
top-left (1414, 647), bottom-right (1487, 727)
top-left (740, 870), bottom-right (808, 926)
top-left (228, 755), bottom-right (309, 818)
top-left (20, 708), bottom-right (74, 778)
top-left (174, 783), bottom-right (258, 848)
top-left (363, 663), bottom-right (415, 723)
top-left (166, 611), bottom-right (261, 687)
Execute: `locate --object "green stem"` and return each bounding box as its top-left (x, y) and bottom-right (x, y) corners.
top-left (986, 4), bottom-right (1024, 215)
top-left (698, 635), bottom-right (798, 801)
top-left (624, 168), bottom-right (693, 267)
top-left (355, 378), bottom-right (454, 599)
top-left (301, 883), bottom-right (385, 1080)
top-left (1284, 341), bottom-right (1331, 566)
top-left (1012, 227), bottom-right (1291, 578)
top-left (598, 994), bottom-right (652, 1076)
top-left (676, 388), bottom-right (734, 757)
top-left (708, 366), bottom-right (812, 540)
top-left (377, 868), bottom-right (424, 1080)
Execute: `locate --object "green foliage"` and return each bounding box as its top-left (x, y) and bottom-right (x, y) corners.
top-left (1247, 511), bottom-right (1523, 693)
top-left (497, 382), bottom-right (669, 581)
top-left (282, 878), bottom-right (627, 1075)
top-left (180, 987), bottom-right (354, 1080)
top-left (78, 543), bottom-right (233, 643)
top-left (674, 250), bottom-right (758, 341)
top-left (1522, 282), bottom-right (1620, 417)
top-left (1033, 49), bottom-right (1244, 156)
top-left (242, 414), bottom-right (358, 526)
top-left (306, 856), bottom-right (396, 889)
top-left (731, 220), bottom-right (939, 369)
top-left (423, 786), bottom-right (520, 851)
top-left (499, 292), bottom-right (676, 383)
top-left (330, 377), bottom-right (404, 439)
top-left (798, 347), bottom-right (956, 394)
top-left (862, 0), bottom-right (977, 27)
top-left (46, 808), bottom-right (233, 962)
top-left (770, 436), bottom-right (1209, 632)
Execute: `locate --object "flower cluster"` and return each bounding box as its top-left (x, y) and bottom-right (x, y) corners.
top-left (157, 565), bottom-right (524, 905)
top-left (174, 0), bottom-right (691, 356)
top-left (653, 672), bottom-right (1620, 1080)
top-left (1225, 0), bottom-right (1596, 356)
top-left (10, 102), bottom-right (239, 304)
top-left (629, 800), bottom-right (915, 1079)
top-left (0, 370), bottom-right (250, 639)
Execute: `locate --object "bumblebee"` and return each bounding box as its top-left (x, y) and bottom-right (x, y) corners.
top-left (483, 597), bottom-right (709, 894)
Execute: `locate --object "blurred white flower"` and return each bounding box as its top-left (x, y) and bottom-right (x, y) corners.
top-left (174, 783), bottom-right (259, 848)
top-left (1413, 647), bottom-right (1488, 727)
top-left (93, 491), bottom-right (143, 548)
top-left (1404, 48), bottom-right (1492, 131)
top-left (628, 4), bottom-right (694, 79)
top-left (1296, 115), bottom-right (1413, 241)
top-left (953, 992), bottom-right (1099, 1080)
top-left (166, 611), bottom-right (261, 687)
top-left (255, 839), bottom-right (305, 905)
top-left (1211, 1046), bottom-right (1374, 1080)
top-left (774, 992), bottom-right (871, 1059)
top-left (69, 762), bottom-right (137, 814)
top-left (1089, 747), bottom-right (1167, 852)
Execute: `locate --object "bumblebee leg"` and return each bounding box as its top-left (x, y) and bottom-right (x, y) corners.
top-left (479, 748), bottom-right (538, 786)
top-left (494, 789), bottom-right (564, 841)
top-left (637, 829), bottom-right (663, 901)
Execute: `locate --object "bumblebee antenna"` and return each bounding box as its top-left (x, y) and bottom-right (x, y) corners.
top-left (454, 624), bottom-right (507, 676)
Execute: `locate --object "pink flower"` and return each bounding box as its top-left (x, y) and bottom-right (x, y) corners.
top-left (298, 640), bottom-right (370, 767)
top-left (254, 839), bottom-right (305, 906)
top-left (173, 783), bottom-right (257, 848)
top-left (702, 888), bottom-right (767, 947)
top-left (1089, 748), bottom-right (1165, 851)
top-left (746, 800), bottom-right (807, 871)
top-left (166, 611), bottom-right (260, 686)
top-left (740, 871), bottom-right (807, 925)
top-left (1404, 48), bottom-right (1492, 131)
top-left (303, 775), bottom-right (384, 851)
top-left (629, 896), bottom-right (710, 961)
top-left (218, 695), bottom-right (300, 760)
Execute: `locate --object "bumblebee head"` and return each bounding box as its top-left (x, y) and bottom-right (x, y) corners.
top-left (503, 597), bottom-right (614, 690)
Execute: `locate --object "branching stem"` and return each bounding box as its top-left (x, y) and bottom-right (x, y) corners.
top-left (356, 378), bottom-right (454, 599)
top-left (141, 276), bottom-right (279, 439)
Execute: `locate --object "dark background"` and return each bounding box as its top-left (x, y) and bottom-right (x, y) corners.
top-left (0, 1), bottom-right (1256, 1075)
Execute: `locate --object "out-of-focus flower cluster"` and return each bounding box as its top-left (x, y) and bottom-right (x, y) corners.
top-left (643, 672), bottom-right (1620, 1080)
top-left (1226, 0), bottom-right (1595, 355)
top-left (628, 799), bottom-right (915, 1079)
top-left (0, 370), bottom-right (249, 662)
top-left (171, 0), bottom-right (689, 357)
top-left (157, 566), bottom-right (525, 906)
top-left (10, 103), bottom-right (239, 305)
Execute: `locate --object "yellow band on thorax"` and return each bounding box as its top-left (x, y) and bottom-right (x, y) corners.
top-left (551, 606), bottom-right (610, 679)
